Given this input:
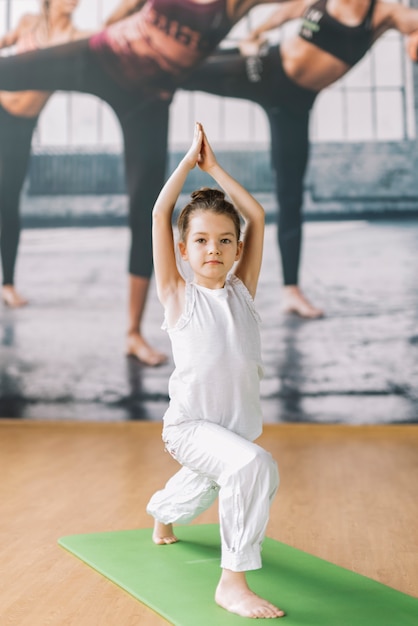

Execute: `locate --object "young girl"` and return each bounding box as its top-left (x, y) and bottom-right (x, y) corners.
top-left (147, 123), bottom-right (284, 619)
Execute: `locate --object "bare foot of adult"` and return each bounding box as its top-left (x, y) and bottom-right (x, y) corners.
top-left (152, 521), bottom-right (178, 545)
top-left (126, 332), bottom-right (167, 366)
top-left (215, 570), bottom-right (285, 619)
top-left (2, 285), bottom-right (28, 308)
top-left (282, 285), bottom-right (323, 319)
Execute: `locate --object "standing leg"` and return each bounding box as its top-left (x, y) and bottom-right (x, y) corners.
top-left (184, 48), bottom-right (323, 318)
top-left (0, 109), bottom-right (37, 307)
top-left (267, 105), bottom-right (323, 318)
top-left (120, 98), bottom-right (170, 365)
top-left (0, 41), bottom-right (172, 355)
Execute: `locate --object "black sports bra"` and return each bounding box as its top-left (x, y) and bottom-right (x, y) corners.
top-left (299, 0), bottom-right (376, 66)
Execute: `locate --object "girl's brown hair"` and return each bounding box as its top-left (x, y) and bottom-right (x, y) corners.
top-left (177, 187), bottom-right (241, 242)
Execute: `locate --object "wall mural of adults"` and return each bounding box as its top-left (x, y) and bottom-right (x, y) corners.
top-left (0, 0), bottom-right (283, 366)
top-left (182, 0), bottom-right (418, 318)
top-left (0, 0), bottom-right (93, 309)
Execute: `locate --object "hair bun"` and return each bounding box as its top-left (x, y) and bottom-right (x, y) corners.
top-left (178, 186), bottom-right (241, 243)
top-left (190, 187), bottom-right (225, 203)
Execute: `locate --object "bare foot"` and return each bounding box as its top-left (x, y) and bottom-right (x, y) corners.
top-left (2, 285), bottom-right (28, 308)
top-left (282, 286), bottom-right (323, 319)
top-left (126, 332), bottom-right (167, 366)
top-left (215, 570), bottom-right (285, 619)
top-left (152, 521), bottom-right (178, 545)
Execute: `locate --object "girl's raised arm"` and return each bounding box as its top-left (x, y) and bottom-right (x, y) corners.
top-left (198, 130), bottom-right (265, 299)
top-left (152, 123), bottom-right (203, 308)
top-left (242, 0), bottom-right (309, 42)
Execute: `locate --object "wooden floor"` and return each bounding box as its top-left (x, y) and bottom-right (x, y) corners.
top-left (1, 421), bottom-right (417, 625)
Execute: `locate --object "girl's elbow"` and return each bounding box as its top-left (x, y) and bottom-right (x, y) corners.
top-left (152, 208), bottom-right (164, 222)
top-left (256, 205), bottom-right (266, 225)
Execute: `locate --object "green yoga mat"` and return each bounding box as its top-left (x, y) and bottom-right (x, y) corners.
top-left (59, 524), bottom-right (418, 625)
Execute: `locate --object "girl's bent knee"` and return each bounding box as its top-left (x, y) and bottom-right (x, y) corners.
top-left (248, 447), bottom-right (279, 492)
top-left (263, 450), bottom-right (280, 493)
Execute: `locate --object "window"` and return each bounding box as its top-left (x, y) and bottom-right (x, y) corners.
top-left (1, 0), bottom-right (414, 147)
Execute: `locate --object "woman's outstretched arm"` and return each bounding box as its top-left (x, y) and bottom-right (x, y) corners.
top-left (250, 0), bottom-right (309, 37)
top-left (373, 1), bottom-right (418, 37)
top-left (105, 0), bottom-right (147, 26)
top-left (0, 14), bottom-right (37, 50)
top-left (370, 2), bottom-right (418, 56)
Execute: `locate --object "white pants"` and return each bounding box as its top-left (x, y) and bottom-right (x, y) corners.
top-left (146, 420), bottom-right (279, 572)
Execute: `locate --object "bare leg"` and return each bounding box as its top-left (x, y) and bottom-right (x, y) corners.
top-left (126, 274), bottom-right (167, 366)
top-left (282, 285), bottom-right (323, 319)
top-left (2, 284), bottom-right (28, 308)
top-left (216, 569), bottom-right (285, 619)
top-left (152, 520), bottom-right (178, 545)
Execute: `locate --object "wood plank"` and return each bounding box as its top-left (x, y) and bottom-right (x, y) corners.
top-left (1, 421), bottom-right (417, 625)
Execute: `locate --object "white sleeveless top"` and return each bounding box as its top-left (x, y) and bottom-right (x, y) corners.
top-left (163, 274), bottom-right (264, 441)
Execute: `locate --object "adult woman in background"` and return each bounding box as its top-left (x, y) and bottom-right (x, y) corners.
top-left (182, 0), bottom-right (418, 318)
top-left (0, 0), bottom-right (281, 364)
top-left (0, 0), bottom-right (91, 308)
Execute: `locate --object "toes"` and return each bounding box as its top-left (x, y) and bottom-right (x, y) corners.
top-left (152, 534), bottom-right (178, 545)
top-left (126, 335), bottom-right (168, 366)
top-left (257, 605), bottom-right (282, 619)
top-left (163, 536), bottom-right (177, 544)
top-left (250, 599), bottom-right (286, 619)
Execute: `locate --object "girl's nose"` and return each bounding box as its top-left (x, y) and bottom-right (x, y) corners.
top-left (209, 243), bottom-right (220, 255)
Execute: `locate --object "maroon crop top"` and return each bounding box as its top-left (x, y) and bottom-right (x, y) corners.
top-left (89, 0), bottom-right (232, 93)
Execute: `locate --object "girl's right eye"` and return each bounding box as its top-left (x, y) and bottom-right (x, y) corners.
top-left (196, 238), bottom-right (205, 244)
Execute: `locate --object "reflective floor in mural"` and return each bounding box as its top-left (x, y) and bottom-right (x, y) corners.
top-left (1, 218), bottom-right (417, 423)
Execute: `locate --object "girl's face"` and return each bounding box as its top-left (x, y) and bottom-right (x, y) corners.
top-left (179, 210), bottom-right (242, 288)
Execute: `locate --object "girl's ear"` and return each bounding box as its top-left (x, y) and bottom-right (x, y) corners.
top-left (235, 240), bottom-right (243, 261)
top-left (178, 240), bottom-right (188, 260)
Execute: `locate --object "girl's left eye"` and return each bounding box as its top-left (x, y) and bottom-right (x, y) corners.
top-left (221, 239), bottom-right (231, 244)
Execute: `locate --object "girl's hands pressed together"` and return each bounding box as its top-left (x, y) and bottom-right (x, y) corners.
top-left (197, 126), bottom-right (218, 173)
top-left (183, 121), bottom-right (204, 169)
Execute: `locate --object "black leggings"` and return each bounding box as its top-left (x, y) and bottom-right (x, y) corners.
top-left (0, 106), bottom-right (37, 285)
top-left (183, 47), bottom-right (317, 286)
top-left (0, 39), bottom-right (170, 279)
